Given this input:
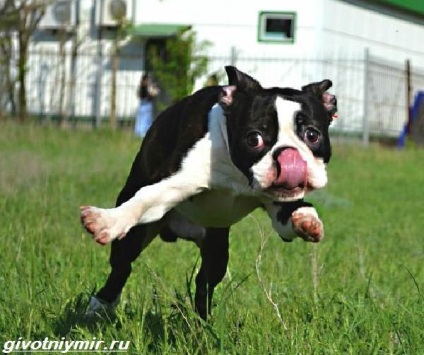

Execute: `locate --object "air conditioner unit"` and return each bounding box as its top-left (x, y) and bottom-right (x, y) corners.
top-left (39, 0), bottom-right (77, 31)
top-left (98, 0), bottom-right (132, 27)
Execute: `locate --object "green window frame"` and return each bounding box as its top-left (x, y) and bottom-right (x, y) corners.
top-left (258, 11), bottom-right (296, 44)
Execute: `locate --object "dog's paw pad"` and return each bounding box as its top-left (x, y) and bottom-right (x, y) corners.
top-left (80, 206), bottom-right (130, 244)
top-left (95, 230), bottom-right (113, 245)
top-left (80, 206), bottom-right (114, 244)
top-left (81, 206), bottom-right (103, 231)
top-left (291, 208), bottom-right (324, 243)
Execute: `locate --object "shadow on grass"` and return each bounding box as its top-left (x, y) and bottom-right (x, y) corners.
top-left (53, 291), bottom-right (119, 336)
top-left (147, 290), bottom-right (220, 353)
top-left (50, 261), bottom-right (248, 352)
top-left (52, 288), bottom-right (221, 353)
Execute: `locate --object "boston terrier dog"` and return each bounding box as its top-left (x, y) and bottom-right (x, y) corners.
top-left (81, 66), bottom-right (337, 320)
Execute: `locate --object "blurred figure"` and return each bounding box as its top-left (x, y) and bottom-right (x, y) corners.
top-left (134, 73), bottom-right (159, 138)
top-left (205, 73), bottom-right (219, 87)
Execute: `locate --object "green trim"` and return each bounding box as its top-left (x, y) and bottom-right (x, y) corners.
top-left (375, 0), bottom-right (424, 16)
top-left (127, 24), bottom-right (192, 38)
top-left (257, 11), bottom-right (296, 44)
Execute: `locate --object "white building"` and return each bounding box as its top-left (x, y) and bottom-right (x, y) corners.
top-left (29, 0), bottom-right (424, 136)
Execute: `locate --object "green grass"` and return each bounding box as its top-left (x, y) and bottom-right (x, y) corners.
top-left (1, 123), bottom-right (423, 354)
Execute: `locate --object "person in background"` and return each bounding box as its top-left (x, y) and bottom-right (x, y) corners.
top-left (205, 73), bottom-right (219, 87)
top-left (134, 73), bottom-right (159, 138)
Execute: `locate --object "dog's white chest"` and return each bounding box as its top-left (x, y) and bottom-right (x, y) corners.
top-left (176, 189), bottom-right (260, 227)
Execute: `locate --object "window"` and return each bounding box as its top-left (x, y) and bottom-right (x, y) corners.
top-left (258, 12), bottom-right (296, 43)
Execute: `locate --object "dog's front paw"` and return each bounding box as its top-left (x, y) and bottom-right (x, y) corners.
top-left (291, 207), bottom-right (324, 243)
top-left (80, 206), bottom-right (129, 245)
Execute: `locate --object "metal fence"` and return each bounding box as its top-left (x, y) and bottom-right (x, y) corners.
top-left (2, 47), bottom-right (424, 141)
top-left (24, 48), bottom-right (141, 125)
top-left (207, 49), bottom-right (424, 141)
top-left (366, 53), bottom-right (424, 138)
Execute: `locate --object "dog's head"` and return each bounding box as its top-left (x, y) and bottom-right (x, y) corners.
top-left (220, 66), bottom-right (336, 201)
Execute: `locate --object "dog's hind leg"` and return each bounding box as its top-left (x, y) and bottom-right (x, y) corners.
top-left (86, 223), bottom-right (159, 317)
top-left (194, 227), bottom-right (230, 320)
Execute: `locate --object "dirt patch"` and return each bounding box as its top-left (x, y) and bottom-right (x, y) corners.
top-left (0, 151), bottom-right (50, 196)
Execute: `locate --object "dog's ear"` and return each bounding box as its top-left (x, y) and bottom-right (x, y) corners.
top-left (225, 66), bottom-right (262, 91)
top-left (302, 79), bottom-right (337, 122)
top-left (219, 85), bottom-right (237, 109)
top-left (322, 92), bottom-right (337, 120)
top-left (301, 79), bottom-right (332, 96)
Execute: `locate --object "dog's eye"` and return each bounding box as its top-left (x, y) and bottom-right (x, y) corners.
top-left (246, 131), bottom-right (264, 149)
top-left (304, 128), bottom-right (320, 145)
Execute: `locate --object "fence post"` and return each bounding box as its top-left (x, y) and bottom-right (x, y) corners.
top-left (94, 0), bottom-right (104, 128)
top-left (69, 0), bottom-right (80, 127)
top-left (362, 48), bottom-right (370, 147)
top-left (230, 46), bottom-right (237, 66)
top-left (405, 59), bottom-right (412, 136)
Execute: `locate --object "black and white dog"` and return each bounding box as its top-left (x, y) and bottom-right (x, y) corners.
top-left (81, 66), bottom-right (337, 319)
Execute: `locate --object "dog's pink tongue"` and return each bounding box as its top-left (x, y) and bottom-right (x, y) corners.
top-left (275, 148), bottom-right (307, 189)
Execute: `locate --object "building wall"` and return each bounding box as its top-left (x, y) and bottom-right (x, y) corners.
top-left (135, 0), bottom-right (324, 56)
top-left (135, 0), bottom-right (424, 63)
top-left (321, 0), bottom-right (424, 62)
top-left (24, 0), bottom-right (424, 135)
top-left (28, 0), bottom-right (145, 122)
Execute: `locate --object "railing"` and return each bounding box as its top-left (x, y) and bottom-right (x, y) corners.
top-left (1, 47), bottom-right (423, 143)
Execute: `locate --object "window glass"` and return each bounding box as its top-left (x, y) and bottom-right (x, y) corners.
top-left (258, 12), bottom-right (296, 43)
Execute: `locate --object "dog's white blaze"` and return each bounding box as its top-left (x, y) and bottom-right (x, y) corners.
top-left (275, 97), bottom-right (300, 138)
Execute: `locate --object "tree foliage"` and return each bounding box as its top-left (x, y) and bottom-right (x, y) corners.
top-left (0, 0), bottom-right (47, 121)
top-left (147, 30), bottom-right (211, 109)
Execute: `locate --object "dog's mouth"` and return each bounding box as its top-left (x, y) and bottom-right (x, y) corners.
top-left (266, 184), bottom-right (307, 201)
top-left (266, 147), bottom-right (308, 199)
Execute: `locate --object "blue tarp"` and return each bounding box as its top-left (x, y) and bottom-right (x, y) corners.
top-left (397, 91), bottom-right (424, 147)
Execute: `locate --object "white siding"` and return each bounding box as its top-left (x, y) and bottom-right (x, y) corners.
top-left (134, 0), bottom-right (325, 56)
top-left (322, 0), bottom-right (424, 62)
top-left (134, 0), bottom-right (424, 63)
top-left (26, 0), bottom-right (424, 134)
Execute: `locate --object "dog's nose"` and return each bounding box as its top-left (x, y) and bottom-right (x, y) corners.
top-left (272, 147), bottom-right (307, 189)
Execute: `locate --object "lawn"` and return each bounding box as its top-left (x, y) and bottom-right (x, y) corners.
top-left (0, 123), bottom-right (423, 354)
